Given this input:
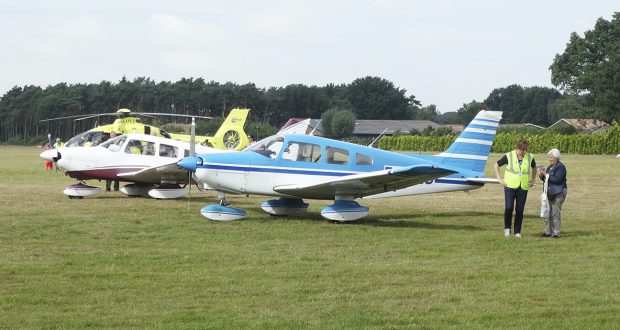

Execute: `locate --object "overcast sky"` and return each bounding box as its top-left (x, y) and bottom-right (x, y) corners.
top-left (1, 1), bottom-right (617, 113)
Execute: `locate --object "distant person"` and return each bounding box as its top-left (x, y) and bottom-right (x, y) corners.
top-left (106, 131), bottom-right (120, 192)
top-left (248, 134), bottom-right (255, 144)
top-left (43, 143), bottom-right (54, 170)
top-left (53, 137), bottom-right (64, 149)
top-left (539, 148), bottom-right (567, 238)
top-left (494, 139), bottom-right (537, 238)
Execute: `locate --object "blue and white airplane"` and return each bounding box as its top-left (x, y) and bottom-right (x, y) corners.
top-left (177, 110), bottom-right (502, 222)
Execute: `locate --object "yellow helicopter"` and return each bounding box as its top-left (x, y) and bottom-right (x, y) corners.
top-left (40, 108), bottom-right (251, 151)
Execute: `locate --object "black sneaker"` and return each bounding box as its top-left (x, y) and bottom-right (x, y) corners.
top-left (552, 235), bottom-right (560, 238)
top-left (542, 233), bottom-right (551, 237)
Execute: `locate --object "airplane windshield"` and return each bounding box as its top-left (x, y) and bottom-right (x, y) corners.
top-left (66, 131), bottom-right (107, 147)
top-left (246, 135), bottom-right (284, 159)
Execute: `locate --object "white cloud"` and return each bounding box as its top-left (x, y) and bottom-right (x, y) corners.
top-left (240, 3), bottom-right (314, 37)
top-left (49, 15), bottom-right (104, 41)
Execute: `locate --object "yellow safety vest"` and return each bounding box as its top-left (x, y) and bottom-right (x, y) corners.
top-left (54, 142), bottom-right (64, 149)
top-left (504, 150), bottom-right (533, 190)
top-left (130, 146), bottom-right (141, 154)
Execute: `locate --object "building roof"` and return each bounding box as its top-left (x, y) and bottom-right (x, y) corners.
top-left (302, 119), bottom-right (442, 136)
top-left (549, 119), bottom-right (609, 132)
top-left (353, 120), bottom-right (441, 135)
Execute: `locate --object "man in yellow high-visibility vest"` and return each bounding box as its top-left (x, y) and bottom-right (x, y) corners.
top-left (53, 137), bottom-right (64, 149)
top-left (494, 139), bottom-right (537, 238)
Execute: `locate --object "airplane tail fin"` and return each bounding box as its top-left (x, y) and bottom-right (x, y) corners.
top-left (210, 108), bottom-right (250, 150)
top-left (433, 110), bottom-right (503, 174)
top-left (278, 118), bottom-right (311, 135)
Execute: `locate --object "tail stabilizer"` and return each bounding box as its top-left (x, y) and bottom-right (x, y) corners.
top-left (278, 118), bottom-right (312, 135)
top-left (209, 108), bottom-right (250, 150)
top-left (434, 110), bottom-right (502, 173)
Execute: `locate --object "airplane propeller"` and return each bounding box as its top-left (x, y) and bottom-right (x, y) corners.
top-left (187, 117), bottom-right (196, 210)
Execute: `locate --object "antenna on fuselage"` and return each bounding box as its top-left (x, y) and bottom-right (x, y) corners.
top-left (309, 119), bottom-right (321, 136)
top-left (368, 128), bottom-right (389, 148)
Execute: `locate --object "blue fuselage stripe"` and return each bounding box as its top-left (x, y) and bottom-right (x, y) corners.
top-left (199, 164), bottom-right (484, 186)
top-left (201, 164), bottom-right (352, 176)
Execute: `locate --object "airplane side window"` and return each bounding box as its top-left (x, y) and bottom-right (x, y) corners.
top-left (124, 139), bottom-right (144, 155)
top-left (356, 153), bottom-right (373, 165)
top-left (142, 142), bottom-right (155, 156)
top-left (326, 147), bottom-right (349, 165)
top-left (159, 144), bottom-right (178, 158)
top-left (282, 142), bottom-right (321, 162)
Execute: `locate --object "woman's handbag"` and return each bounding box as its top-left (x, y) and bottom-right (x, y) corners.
top-left (540, 174), bottom-right (550, 218)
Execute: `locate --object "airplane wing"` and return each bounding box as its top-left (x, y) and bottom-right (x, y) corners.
top-left (117, 160), bottom-right (190, 184)
top-left (273, 165), bottom-right (457, 200)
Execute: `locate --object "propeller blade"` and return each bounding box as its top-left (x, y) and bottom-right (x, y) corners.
top-left (190, 117), bottom-right (196, 156)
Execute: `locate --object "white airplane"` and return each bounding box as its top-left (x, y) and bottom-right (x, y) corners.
top-left (40, 117), bottom-right (317, 199)
top-left (177, 110), bottom-right (503, 222)
top-left (40, 130), bottom-right (230, 199)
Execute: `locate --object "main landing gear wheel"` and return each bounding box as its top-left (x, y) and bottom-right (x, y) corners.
top-left (223, 130), bottom-right (240, 149)
top-left (63, 182), bottom-right (102, 199)
top-left (261, 198), bottom-right (309, 216)
top-left (200, 192), bottom-right (246, 221)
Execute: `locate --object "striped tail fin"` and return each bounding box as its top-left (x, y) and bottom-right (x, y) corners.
top-left (434, 110), bottom-right (503, 173)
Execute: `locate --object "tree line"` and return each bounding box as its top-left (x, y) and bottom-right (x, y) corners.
top-left (0, 76), bottom-right (424, 143)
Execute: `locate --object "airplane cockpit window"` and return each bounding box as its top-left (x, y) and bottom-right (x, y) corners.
top-left (355, 153), bottom-right (373, 165)
top-left (159, 144), bottom-right (178, 158)
top-left (282, 142), bottom-right (321, 162)
top-left (247, 135), bottom-right (284, 159)
top-left (101, 136), bottom-right (127, 152)
top-left (326, 147), bottom-right (349, 165)
top-left (124, 139), bottom-right (145, 155)
top-left (66, 131), bottom-right (105, 147)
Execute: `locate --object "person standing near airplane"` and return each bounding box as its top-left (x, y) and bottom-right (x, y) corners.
top-left (494, 139), bottom-right (537, 238)
top-left (538, 148), bottom-right (567, 238)
top-left (53, 137), bottom-right (64, 149)
top-left (42, 142), bottom-right (54, 171)
top-left (106, 131), bottom-right (120, 192)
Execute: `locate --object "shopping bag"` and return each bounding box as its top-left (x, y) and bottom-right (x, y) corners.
top-left (540, 175), bottom-right (549, 218)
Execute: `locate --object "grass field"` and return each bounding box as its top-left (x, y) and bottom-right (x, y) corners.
top-left (1, 145), bottom-right (619, 329)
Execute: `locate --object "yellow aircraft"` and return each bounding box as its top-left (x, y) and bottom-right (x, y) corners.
top-left (40, 108), bottom-right (250, 151)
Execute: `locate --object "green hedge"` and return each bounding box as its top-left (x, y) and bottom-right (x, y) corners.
top-left (378, 123), bottom-right (620, 155)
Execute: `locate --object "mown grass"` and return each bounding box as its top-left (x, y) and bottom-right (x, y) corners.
top-left (0, 146), bottom-right (619, 329)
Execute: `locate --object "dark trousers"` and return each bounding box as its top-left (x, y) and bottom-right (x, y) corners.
top-left (504, 187), bottom-right (528, 233)
top-left (106, 180), bottom-right (120, 191)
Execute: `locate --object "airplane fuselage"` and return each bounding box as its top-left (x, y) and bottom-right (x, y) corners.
top-left (191, 134), bottom-right (485, 199)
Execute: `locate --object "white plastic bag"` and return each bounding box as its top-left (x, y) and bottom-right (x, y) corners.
top-left (540, 174), bottom-right (549, 218)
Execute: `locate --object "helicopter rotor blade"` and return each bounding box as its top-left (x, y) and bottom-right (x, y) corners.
top-left (38, 113), bottom-right (118, 123)
top-left (73, 113), bottom-right (121, 121)
top-left (138, 113), bottom-right (212, 120)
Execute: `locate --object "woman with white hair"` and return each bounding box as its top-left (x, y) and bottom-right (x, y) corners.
top-left (539, 148), bottom-right (568, 238)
